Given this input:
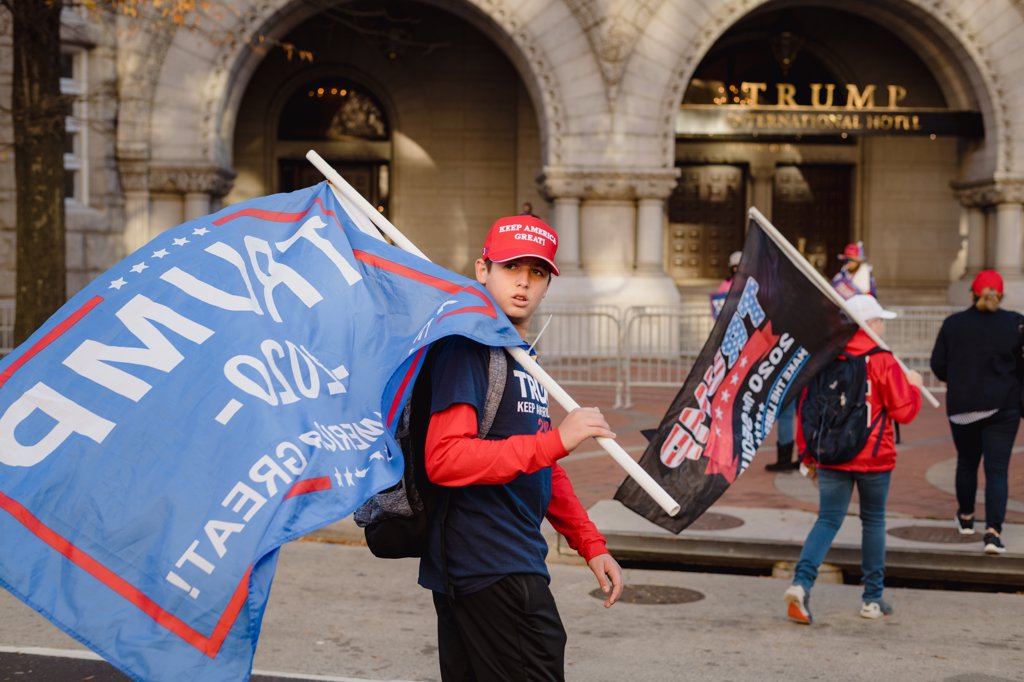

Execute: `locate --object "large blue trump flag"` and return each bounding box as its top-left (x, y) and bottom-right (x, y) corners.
top-left (0, 182), bottom-right (522, 681)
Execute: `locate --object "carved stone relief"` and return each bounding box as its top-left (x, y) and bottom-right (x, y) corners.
top-left (540, 167), bottom-right (679, 201)
top-left (564, 0), bottom-right (664, 105)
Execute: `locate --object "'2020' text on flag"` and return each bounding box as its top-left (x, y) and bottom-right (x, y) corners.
top-left (0, 182), bottom-right (523, 681)
top-left (615, 213), bottom-right (859, 533)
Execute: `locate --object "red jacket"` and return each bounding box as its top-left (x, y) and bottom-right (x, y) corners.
top-left (797, 330), bottom-right (922, 472)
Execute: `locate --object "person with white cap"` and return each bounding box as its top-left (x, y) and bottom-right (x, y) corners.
top-left (930, 269), bottom-right (1023, 555)
top-left (831, 241), bottom-right (877, 299)
top-left (784, 294), bottom-right (923, 625)
top-left (419, 214), bottom-right (623, 681)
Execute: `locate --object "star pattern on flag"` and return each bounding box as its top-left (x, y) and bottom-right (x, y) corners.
top-left (730, 373), bottom-right (739, 385)
top-left (107, 221), bottom-right (216, 295)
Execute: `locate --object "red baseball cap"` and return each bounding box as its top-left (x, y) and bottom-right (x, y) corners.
top-left (838, 242), bottom-right (865, 262)
top-left (971, 269), bottom-right (1004, 295)
top-left (482, 215), bottom-right (560, 275)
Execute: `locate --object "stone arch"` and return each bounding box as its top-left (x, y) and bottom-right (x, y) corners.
top-left (630, 0), bottom-right (1016, 178)
top-left (145, 0), bottom-right (606, 174)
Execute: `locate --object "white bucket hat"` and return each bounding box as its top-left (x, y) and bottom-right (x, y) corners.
top-left (845, 294), bottom-right (897, 321)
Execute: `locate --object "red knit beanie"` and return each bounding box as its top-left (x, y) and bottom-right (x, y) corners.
top-left (971, 269), bottom-right (1004, 295)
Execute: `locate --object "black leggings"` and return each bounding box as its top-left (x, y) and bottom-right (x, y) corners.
top-left (950, 408), bottom-right (1019, 533)
top-left (433, 574), bottom-right (566, 682)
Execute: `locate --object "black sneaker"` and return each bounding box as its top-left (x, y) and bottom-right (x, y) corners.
top-left (983, 532), bottom-right (1006, 555)
top-left (956, 514), bottom-right (975, 535)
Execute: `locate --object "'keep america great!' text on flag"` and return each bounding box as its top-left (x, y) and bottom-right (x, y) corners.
top-left (0, 182), bottom-right (523, 681)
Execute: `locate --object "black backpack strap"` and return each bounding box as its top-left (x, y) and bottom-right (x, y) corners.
top-left (869, 409), bottom-right (887, 457)
top-left (861, 346), bottom-right (890, 456)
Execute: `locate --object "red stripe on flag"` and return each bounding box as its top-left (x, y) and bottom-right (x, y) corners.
top-left (387, 346), bottom-right (427, 429)
top-left (352, 251), bottom-right (497, 319)
top-left (0, 296), bottom-right (104, 389)
top-left (0, 489), bottom-right (249, 657)
top-left (353, 251), bottom-right (460, 293)
top-left (284, 476), bottom-right (332, 499)
top-left (212, 197), bottom-right (342, 229)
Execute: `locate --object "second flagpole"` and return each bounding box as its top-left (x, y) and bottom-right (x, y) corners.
top-left (306, 149), bottom-right (682, 517)
top-left (748, 207), bottom-right (940, 408)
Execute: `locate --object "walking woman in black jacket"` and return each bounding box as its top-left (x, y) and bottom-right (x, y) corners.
top-left (931, 269), bottom-right (1023, 555)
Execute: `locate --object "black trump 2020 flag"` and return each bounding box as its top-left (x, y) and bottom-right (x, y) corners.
top-left (615, 211), bottom-right (859, 533)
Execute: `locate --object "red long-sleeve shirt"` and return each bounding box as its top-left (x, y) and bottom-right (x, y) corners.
top-left (425, 403), bottom-right (609, 561)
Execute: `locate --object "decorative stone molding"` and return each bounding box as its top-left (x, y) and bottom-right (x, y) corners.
top-left (565, 0), bottom-right (663, 106)
top-left (539, 167), bottom-right (679, 201)
top-left (952, 178), bottom-right (1024, 206)
top-left (117, 145), bottom-right (150, 193)
top-left (149, 166), bottom-right (236, 197)
top-left (655, 0), bottom-right (761, 163)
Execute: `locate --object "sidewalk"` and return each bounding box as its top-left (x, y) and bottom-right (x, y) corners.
top-left (317, 384), bottom-right (1024, 587)
top-left (4, 542), bottom-right (1022, 682)
top-left (551, 385), bottom-right (1024, 587)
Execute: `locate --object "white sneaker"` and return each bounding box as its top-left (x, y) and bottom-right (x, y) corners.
top-left (784, 584), bottom-right (812, 624)
top-left (860, 600), bottom-right (894, 619)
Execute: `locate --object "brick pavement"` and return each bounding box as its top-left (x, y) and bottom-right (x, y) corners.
top-left (553, 384), bottom-right (1024, 525)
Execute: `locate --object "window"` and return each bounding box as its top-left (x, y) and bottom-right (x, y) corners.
top-left (61, 48), bottom-right (88, 203)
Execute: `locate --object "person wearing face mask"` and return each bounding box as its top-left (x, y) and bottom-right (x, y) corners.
top-left (930, 270), bottom-right (1024, 555)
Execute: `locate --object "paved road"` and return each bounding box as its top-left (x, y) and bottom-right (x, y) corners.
top-left (1, 541), bottom-right (1022, 682)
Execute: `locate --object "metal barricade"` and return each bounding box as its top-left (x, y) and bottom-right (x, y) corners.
top-left (620, 303), bottom-right (713, 407)
top-left (0, 300), bottom-right (13, 356)
top-left (527, 304), bottom-right (624, 405)
top-left (885, 306), bottom-right (956, 392)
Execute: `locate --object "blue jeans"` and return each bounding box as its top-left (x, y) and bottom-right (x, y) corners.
top-left (776, 400), bottom-right (796, 445)
top-left (793, 468), bottom-right (892, 602)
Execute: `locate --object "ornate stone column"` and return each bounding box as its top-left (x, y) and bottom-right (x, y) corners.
top-left (117, 146), bottom-right (152, 254)
top-left (635, 172), bottom-right (681, 274)
top-left (952, 187), bottom-right (988, 277)
top-left (149, 166), bottom-right (236, 227)
top-left (949, 179), bottom-right (1024, 304)
top-left (537, 166), bottom-right (680, 309)
top-left (749, 163), bottom-right (775, 220)
top-left (539, 169), bottom-right (584, 274)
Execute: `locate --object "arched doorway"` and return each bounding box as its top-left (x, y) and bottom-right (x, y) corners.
top-left (275, 77), bottom-right (392, 213)
top-left (226, 1), bottom-right (546, 276)
top-left (671, 4), bottom-right (983, 300)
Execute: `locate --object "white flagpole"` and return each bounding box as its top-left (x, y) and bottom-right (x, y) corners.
top-left (307, 150), bottom-right (681, 517)
top-left (748, 207), bottom-right (940, 408)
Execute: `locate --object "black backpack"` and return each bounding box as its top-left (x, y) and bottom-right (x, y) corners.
top-left (800, 348), bottom-right (889, 466)
top-left (353, 344), bottom-right (507, 558)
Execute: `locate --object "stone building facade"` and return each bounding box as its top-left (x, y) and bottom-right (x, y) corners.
top-left (5, 0), bottom-right (1024, 308)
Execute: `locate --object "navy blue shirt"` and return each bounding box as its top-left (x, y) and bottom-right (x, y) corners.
top-left (417, 336), bottom-right (553, 595)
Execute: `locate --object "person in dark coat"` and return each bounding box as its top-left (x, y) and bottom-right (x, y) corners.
top-left (930, 269), bottom-right (1023, 555)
